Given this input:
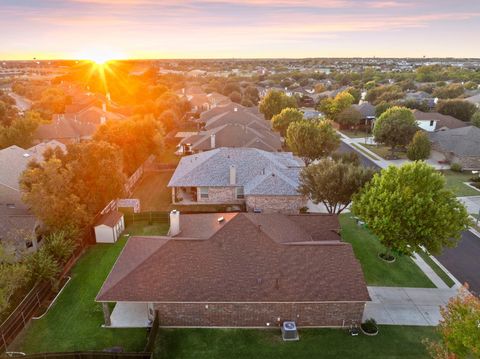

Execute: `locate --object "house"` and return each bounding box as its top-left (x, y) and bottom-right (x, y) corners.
top-left (94, 211), bottom-right (125, 243)
top-left (206, 92), bottom-right (231, 107)
top-left (429, 126), bottom-right (480, 169)
top-left (200, 104), bottom-right (271, 133)
top-left (35, 105), bottom-right (125, 144)
top-left (178, 123), bottom-right (282, 154)
top-left (96, 211), bottom-right (370, 328)
top-left (0, 142), bottom-right (66, 254)
top-left (168, 148), bottom-right (306, 214)
top-left (352, 102), bottom-right (376, 123)
top-left (412, 110), bottom-right (467, 132)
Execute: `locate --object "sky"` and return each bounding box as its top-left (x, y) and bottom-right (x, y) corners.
top-left (1, 0), bottom-right (480, 60)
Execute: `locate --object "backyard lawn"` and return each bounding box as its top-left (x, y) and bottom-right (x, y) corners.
top-left (9, 237), bottom-right (150, 353)
top-left (123, 221), bottom-right (170, 236)
top-left (132, 171), bottom-right (174, 211)
top-left (154, 326), bottom-right (438, 359)
top-left (440, 170), bottom-right (480, 197)
top-left (339, 214), bottom-right (435, 287)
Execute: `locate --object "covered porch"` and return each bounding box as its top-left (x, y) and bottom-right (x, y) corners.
top-left (101, 302), bottom-right (153, 328)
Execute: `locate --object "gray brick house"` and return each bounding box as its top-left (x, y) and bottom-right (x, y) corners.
top-left (96, 211), bottom-right (370, 328)
top-left (168, 147), bottom-right (307, 214)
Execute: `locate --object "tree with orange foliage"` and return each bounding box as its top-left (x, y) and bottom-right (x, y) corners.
top-left (425, 285), bottom-right (480, 359)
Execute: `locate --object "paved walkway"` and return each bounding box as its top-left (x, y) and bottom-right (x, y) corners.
top-left (109, 302), bottom-right (150, 328)
top-left (364, 286), bottom-right (457, 326)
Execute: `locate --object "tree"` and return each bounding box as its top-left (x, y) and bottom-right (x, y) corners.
top-left (432, 83), bottom-right (465, 99)
top-left (337, 106), bottom-right (362, 130)
top-left (373, 106), bottom-right (418, 158)
top-left (436, 100), bottom-right (477, 122)
top-left (229, 91), bottom-right (242, 104)
top-left (472, 111), bottom-right (480, 128)
top-left (346, 87), bottom-right (361, 104)
top-left (33, 87), bottom-right (68, 119)
top-left (286, 120), bottom-right (339, 165)
top-left (352, 162), bottom-right (470, 258)
top-left (271, 107), bottom-right (303, 136)
top-left (94, 115), bottom-right (164, 175)
top-left (0, 110), bottom-right (42, 149)
top-left (375, 101), bottom-right (394, 117)
top-left (366, 85), bottom-right (404, 105)
top-left (299, 158), bottom-right (374, 214)
top-left (259, 90), bottom-right (297, 121)
top-left (20, 157), bottom-right (91, 232)
top-left (425, 286), bottom-right (480, 359)
top-left (0, 262), bottom-right (29, 315)
top-left (244, 86), bottom-right (260, 105)
top-left (317, 91), bottom-right (354, 121)
top-left (27, 249), bottom-right (60, 289)
top-left (407, 131), bottom-right (431, 161)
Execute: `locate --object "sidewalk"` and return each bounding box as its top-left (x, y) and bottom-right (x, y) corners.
top-left (363, 286), bottom-right (457, 326)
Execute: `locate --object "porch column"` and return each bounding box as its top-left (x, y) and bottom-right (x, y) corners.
top-left (102, 302), bottom-right (111, 326)
top-left (171, 188), bottom-right (176, 204)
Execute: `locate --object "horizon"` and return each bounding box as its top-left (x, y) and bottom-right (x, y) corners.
top-left (1, 0), bottom-right (480, 60)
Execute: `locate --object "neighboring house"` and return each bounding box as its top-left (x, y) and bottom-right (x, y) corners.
top-left (429, 126), bottom-right (480, 169)
top-left (352, 102), bottom-right (376, 122)
top-left (207, 92), bottom-right (231, 107)
top-left (168, 148), bottom-right (306, 214)
top-left (412, 110), bottom-right (467, 132)
top-left (96, 211), bottom-right (370, 327)
top-left (0, 142), bottom-right (66, 254)
top-left (35, 105), bottom-right (125, 144)
top-left (201, 105), bottom-right (271, 133)
top-left (178, 123), bottom-right (282, 154)
top-left (94, 211), bottom-right (125, 243)
top-left (188, 93), bottom-right (211, 113)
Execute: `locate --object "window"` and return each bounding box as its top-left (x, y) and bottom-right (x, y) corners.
top-left (236, 186), bottom-right (244, 199)
top-left (199, 187), bottom-right (209, 199)
top-left (429, 120), bottom-right (434, 127)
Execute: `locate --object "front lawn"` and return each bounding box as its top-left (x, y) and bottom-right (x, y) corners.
top-left (340, 129), bottom-right (370, 139)
top-left (155, 326), bottom-right (438, 359)
top-left (362, 144), bottom-right (408, 160)
top-left (9, 239), bottom-right (148, 353)
top-left (339, 214), bottom-right (435, 288)
top-left (132, 171), bottom-right (174, 211)
top-left (440, 170), bottom-right (480, 197)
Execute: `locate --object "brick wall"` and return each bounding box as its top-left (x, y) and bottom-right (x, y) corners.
top-left (154, 302), bottom-right (365, 327)
top-left (246, 195), bottom-right (307, 214)
top-left (197, 186), bottom-right (244, 204)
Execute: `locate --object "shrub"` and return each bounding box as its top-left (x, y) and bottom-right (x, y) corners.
top-left (407, 131), bottom-right (431, 161)
top-left (43, 229), bottom-right (78, 265)
top-left (27, 250), bottom-right (60, 289)
top-left (450, 163), bottom-right (462, 172)
top-left (361, 318), bottom-right (378, 334)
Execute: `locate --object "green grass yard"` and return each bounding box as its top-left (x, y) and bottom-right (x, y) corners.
top-left (132, 171), bottom-right (174, 211)
top-left (154, 326), bottom-right (438, 359)
top-left (440, 170), bottom-right (480, 197)
top-left (123, 221), bottom-right (170, 236)
top-left (339, 129), bottom-right (371, 139)
top-left (9, 238), bottom-right (149, 354)
top-left (339, 214), bottom-right (435, 288)
top-left (362, 144), bottom-right (408, 160)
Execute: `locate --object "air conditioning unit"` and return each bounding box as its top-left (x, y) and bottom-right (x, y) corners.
top-left (281, 321), bottom-right (299, 341)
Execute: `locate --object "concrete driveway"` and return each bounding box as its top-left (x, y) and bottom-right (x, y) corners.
top-left (363, 287), bottom-right (457, 326)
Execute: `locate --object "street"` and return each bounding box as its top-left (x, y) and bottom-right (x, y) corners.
top-left (8, 92), bottom-right (32, 112)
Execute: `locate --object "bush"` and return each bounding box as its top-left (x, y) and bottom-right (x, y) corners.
top-left (450, 163), bottom-right (462, 172)
top-left (472, 112), bottom-right (480, 128)
top-left (43, 229), bottom-right (78, 265)
top-left (299, 206), bottom-right (309, 214)
top-left (407, 131), bottom-right (431, 160)
top-left (27, 250), bottom-right (60, 289)
top-left (470, 176), bottom-right (480, 183)
top-left (361, 318), bottom-right (378, 334)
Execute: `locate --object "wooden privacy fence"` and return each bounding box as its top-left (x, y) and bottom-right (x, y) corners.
top-left (0, 282), bottom-right (51, 353)
top-left (1, 352), bottom-right (153, 359)
top-left (123, 212), bottom-right (169, 226)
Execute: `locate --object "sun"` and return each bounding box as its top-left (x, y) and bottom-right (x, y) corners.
top-left (78, 48), bottom-right (126, 65)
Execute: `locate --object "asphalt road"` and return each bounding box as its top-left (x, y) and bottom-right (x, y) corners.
top-left (344, 140), bottom-right (480, 295)
top-left (436, 231), bottom-right (480, 295)
top-left (8, 92), bottom-right (32, 111)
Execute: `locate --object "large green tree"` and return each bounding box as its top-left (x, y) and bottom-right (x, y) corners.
top-left (407, 131), bottom-right (431, 161)
top-left (352, 162), bottom-right (470, 257)
top-left (436, 99), bottom-right (477, 122)
top-left (286, 119), bottom-right (339, 165)
top-left (337, 106), bottom-right (363, 130)
top-left (0, 110), bottom-right (42, 149)
top-left (299, 158), bottom-right (375, 213)
top-left (373, 106), bottom-right (418, 158)
top-left (259, 90), bottom-right (297, 121)
top-left (317, 91), bottom-right (354, 121)
top-left (271, 107), bottom-right (303, 136)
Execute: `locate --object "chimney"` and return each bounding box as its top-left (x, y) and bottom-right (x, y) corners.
top-left (102, 102), bottom-right (107, 112)
top-left (210, 133), bottom-right (216, 149)
top-left (234, 107), bottom-right (238, 112)
top-left (169, 210), bottom-right (180, 236)
top-left (100, 115), bottom-right (106, 125)
top-left (229, 165), bottom-right (236, 185)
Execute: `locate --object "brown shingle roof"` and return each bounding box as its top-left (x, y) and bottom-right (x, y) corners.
top-left (412, 110), bottom-right (467, 131)
top-left (95, 211), bottom-right (123, 227)
top-left (97, 213), bottom-right (369, 303)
